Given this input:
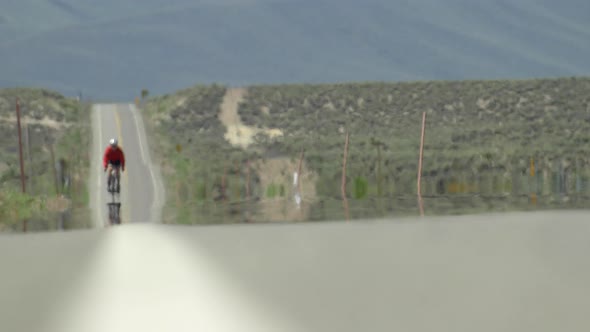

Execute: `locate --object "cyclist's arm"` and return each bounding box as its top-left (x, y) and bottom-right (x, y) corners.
top-left (120, 149), bottom-right (126, 170)
top-left (103, 148), bottom-right (109, 169)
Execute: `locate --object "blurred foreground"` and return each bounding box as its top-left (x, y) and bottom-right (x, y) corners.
top-left (1, 210), bottom-right (589, 332)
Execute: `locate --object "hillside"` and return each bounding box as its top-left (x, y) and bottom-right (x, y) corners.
top-left (0, 88), bottom-right (91, 232)
top-left (1, 0), bottom-right (590, 99)
top-left (144, 77), bottom-right (590, 224)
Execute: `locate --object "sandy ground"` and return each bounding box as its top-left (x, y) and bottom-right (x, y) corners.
top-left (1, 210), bottom-right (589, 332)
top-left (218, 88), bottom-right (313, 221)
top-left (218, 88), bottom-right (282, 148)
top-left (0, 115), bottom-right (68, 129)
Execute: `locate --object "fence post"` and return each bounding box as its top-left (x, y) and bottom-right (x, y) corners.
top-left (530, 157), bottom-right (537, 205)
top-left (377, 143), bottom-right (383, 198)
top-left (16, 98), bottom-right (27, 232)
top-left (49, 145), bottom-right (59, 195)
top-left (25, 124), bottom-right (34, 194)
top-left (246, 159), bottom-right (251, 201)
top-left (234, 160), bottom-right (241, 202)
top-left (294, 150), bottom-right (304, 209)
top-left (221, 162), bottom-right (227, 202)
top-left (558, 159), bottom-right (564, 195)
top-left (417, 112), bottom-right (426, 197)
top-left (417, 112), bottom-right (426, 216)
top-left (342, 131), bottom-right (350, 220)
top-left (341, 132), bottom-right (349, 197)
top-left (16, 98), bottom-right (26, 193)
top-left (245, 159), bottom-right (251, 222)
top-left (296, 149), bottom-right (304, 192)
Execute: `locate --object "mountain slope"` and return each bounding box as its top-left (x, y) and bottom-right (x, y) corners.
top-left (1, 0), bottom-right (589, 100)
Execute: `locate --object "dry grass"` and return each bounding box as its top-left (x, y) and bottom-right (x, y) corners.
top-left (0, 88), bottom-right (90, 231)
top-left (145, 77), bottom-right (590, 223)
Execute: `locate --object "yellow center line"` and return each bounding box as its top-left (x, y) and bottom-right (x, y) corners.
top-left (115, 109), bottom-right (130, 224)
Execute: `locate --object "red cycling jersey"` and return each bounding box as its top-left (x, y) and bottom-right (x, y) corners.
top-left (103, 146), bottom-right (126, 169)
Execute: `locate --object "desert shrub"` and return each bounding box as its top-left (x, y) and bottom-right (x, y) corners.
top-left (354, 177), bottom-right (369, 199)
top-left (146, 78), bottom-right (590, 222)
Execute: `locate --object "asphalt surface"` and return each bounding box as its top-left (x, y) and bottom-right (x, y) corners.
top-left (90, 104), bottom-right (163, 226)
top-left (1, 103), bottom-right (589, 331)
top-left (2, 211), bottom-right (590, 331)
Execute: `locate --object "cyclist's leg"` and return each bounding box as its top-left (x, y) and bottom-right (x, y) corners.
top-left (114, 163), bottom-right (121, 192)
top-left (116, 166), bottom-right (120, 192)
top-left (106, 164), bottom-right (113, 191)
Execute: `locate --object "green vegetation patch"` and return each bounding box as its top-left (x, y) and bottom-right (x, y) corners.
top-left (145, 77), bottom-right (590, 223)
top-left (143, 84), bottom-right (261, 224)
top-left (0, 88), bottom-right (91, 232)
top-left (239, 78), bottom-right (590, 196)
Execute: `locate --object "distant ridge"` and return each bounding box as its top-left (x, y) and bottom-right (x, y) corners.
top-left (1, 0), bottom-right (589, 100)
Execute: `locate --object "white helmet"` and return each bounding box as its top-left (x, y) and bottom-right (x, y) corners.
top-left (109, 138), bottom-right (118, 147)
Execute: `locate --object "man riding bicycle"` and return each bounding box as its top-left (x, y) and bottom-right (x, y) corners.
top-left (103, 138), bottom-right (125, 193)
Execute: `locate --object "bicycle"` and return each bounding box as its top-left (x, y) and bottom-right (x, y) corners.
top-left (105, 164), bottom-right (122, 226)
top-left (105, 164), bottom-right (121, 194)
top-left (107, 201), bottom-right (121, 225)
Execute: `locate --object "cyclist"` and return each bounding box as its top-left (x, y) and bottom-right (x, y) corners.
top-left (103, 138), bottom-right (125, 192)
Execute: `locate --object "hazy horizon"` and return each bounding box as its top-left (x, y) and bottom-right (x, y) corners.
top-left (1, 0), bottom-right (589, 100)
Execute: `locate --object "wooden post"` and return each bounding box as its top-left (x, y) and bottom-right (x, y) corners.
top-left (296, 149), bottom-right (304, 192)
top-left (417, 112), bottom-right (426, 197)
top-left (376, 144), bottom-right (382, 197)
top-left (558, 159), bottom-right (563, 195)
top-left (341, 132), bottom-right (349, 198)
top-left (245, 159), bottom-right (251, 223)
top-left (529, 157), bottom-right (537, 205)
top-left (221, 162), bottom-right (228, 222)
top-left (234, 160), bottom-right (241, 219)
top-left (417, 112), bottom-right (426, 217)
top-left (25, 124), bottom-right (34, 194)
top-left (342, 132), bottom-right (350, 221)
top-left (293, 149), bottom-right (305, 211)
top-left (246, 159), bottom-right (251, 201)
top-left (49, 145), bottom-right (59, 195)
top-left (234, 160), bottom-right (241, 201)
top-left (16, 98), bottom-right (26, 193)
top-left (16, 98), bottom-right (27, 232)
top-left (221, 162), bottom-right (227, 201)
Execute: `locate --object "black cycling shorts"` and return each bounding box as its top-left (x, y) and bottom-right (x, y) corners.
top-left (108, 160), bottom-right (122, 167)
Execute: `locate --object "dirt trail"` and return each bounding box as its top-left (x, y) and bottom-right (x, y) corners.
top-left (0, 115), bottom-right (68, 129)
top-left (218, 88), bottom-right (314, 221)
top-left (218, 88), bottom-right (282, 149)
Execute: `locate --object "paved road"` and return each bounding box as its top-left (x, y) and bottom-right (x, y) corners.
top-left (90, 104), bottom-right (163, 226)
